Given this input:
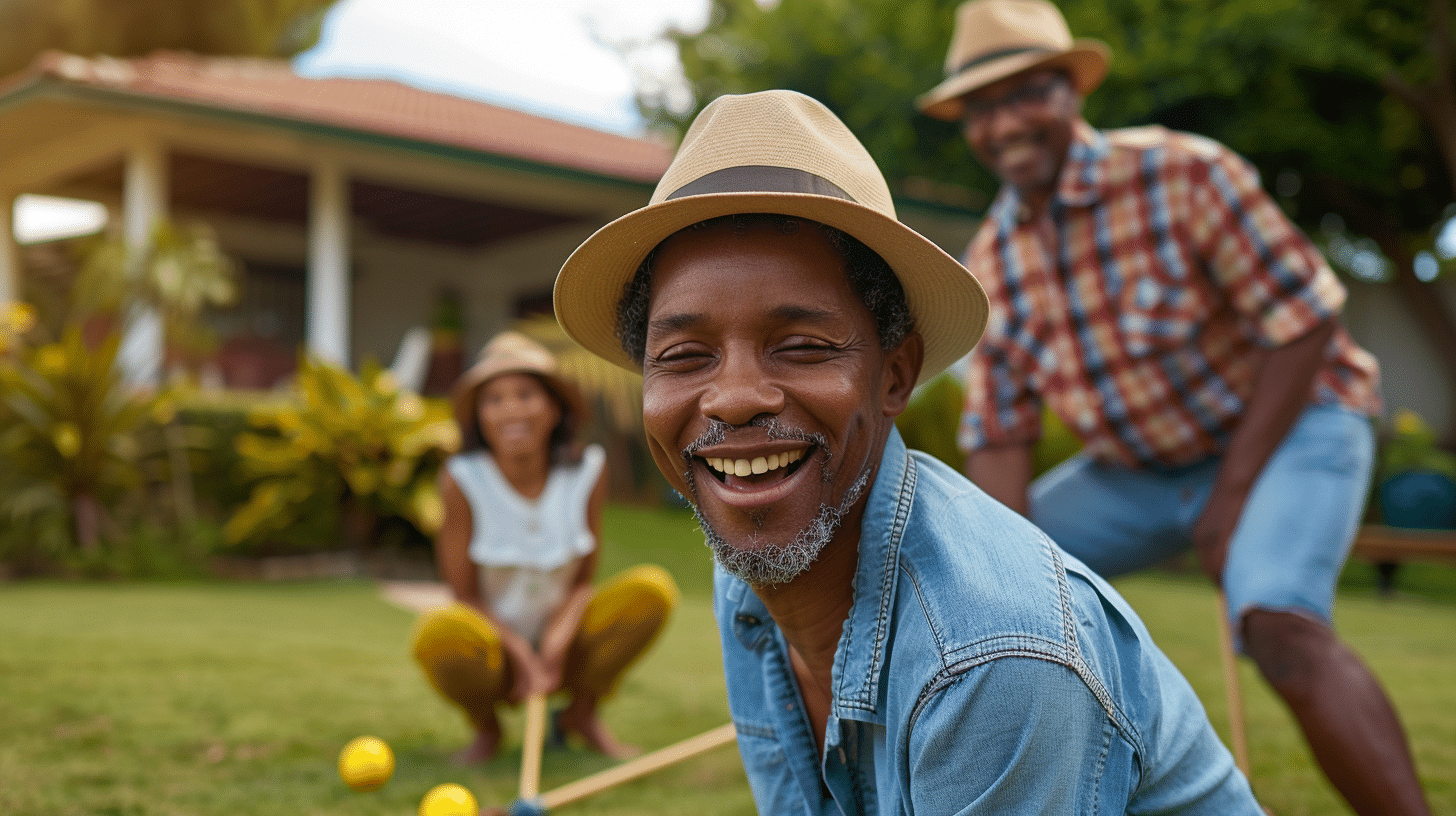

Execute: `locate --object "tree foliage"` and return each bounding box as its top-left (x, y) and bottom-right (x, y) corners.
top-left (0, 0), bottom-right (340, 77)
top-left (645, 0), bottom-right (1450, 242)
top-left (641, 0), bottom-right (1456, 431)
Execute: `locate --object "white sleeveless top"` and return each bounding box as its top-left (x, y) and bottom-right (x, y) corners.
top-left (446, 444), bottom-right (605, 646)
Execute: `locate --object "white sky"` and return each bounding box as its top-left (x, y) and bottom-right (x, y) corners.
top-left (13, 0), bottom-right (708, 244)
top-left (294, 0), bottom-right (709, 134)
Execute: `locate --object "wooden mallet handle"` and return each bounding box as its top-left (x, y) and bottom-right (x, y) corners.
top-left (537, 722), bottom-right (737, 810)
top-left (1216, 591), bottom-right (1251, 778)
top-left (518, 694), bottom-right (549, 800)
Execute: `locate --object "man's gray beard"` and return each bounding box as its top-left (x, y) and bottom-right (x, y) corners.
top-left (680, 417), bottom-right (871, 586)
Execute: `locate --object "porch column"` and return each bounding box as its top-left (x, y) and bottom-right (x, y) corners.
top-left (307, 160), bottom-right (350, 367)
top-left (118, 140), bottom-right (166, 389)
top-left (0, 195), bottom-right (17, 307)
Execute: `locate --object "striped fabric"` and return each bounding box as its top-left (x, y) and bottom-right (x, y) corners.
top-left (960, 121), bottom-right (1380, 469)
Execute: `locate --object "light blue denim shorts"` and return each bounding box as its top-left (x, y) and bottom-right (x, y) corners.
top-left (1029, 403), bottom-right (1374, 633)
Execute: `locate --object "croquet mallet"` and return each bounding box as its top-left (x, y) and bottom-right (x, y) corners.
top-left (482, 722), bottom-right (738, 816)
top-left (1216, 590), bottom-right (1251, 777)
top-left (516, 693), bottom-right (549, 806)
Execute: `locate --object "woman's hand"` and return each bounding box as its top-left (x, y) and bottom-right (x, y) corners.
top-left (502, 635), bottom-right (554, 703)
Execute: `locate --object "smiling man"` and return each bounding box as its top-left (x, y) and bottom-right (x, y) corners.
top-left (918, 2), bottom-right (1429, 814)
top-left (554, 90), bottom-right (1262, 814)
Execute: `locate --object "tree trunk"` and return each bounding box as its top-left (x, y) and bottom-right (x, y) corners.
top-left (341, 497), bottom-right (378, 551)
top-left (72, 492), bottom-right (103, 552)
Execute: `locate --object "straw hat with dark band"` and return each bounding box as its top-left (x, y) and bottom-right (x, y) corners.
top-left (917, 0), bottom-right (1110, 122)
top-left (451, 331), bottom-right (587, 446)
top-left (553, 89), bottom-right (988, 387)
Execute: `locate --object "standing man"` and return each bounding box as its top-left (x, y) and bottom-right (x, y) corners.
top-left (919, 2), bottom-right (1430, 813)
top-left (555, 89), bottom-right (1264, 813)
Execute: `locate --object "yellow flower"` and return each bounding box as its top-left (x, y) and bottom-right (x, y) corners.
top-left (53, 423), bottom-right (82, 458)
top-left (396, 393), bottom-right (425, 421)
top-left (1393, 409), bottom-right (1427, 437)
top-left (34, 345), bottom-right (70, 378)
top-left (3, 301), bottom-right (36, 334)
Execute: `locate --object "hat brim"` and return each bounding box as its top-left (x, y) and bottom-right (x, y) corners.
top-left (917, 39), bottom-right (1111, 121)
top-left (553, 191), bottom-right (987, 388)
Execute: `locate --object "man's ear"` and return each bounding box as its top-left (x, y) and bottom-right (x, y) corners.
top-left (882, 331), bottom-right (925, 418)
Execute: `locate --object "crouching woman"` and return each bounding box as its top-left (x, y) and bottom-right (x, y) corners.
top-left (412, 331), bottom-right (678, 761)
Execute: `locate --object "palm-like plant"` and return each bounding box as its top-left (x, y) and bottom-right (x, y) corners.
top-left (76, 220), bottom-right (238, 377)
top-left (0, 328), bottom-right (162, 550)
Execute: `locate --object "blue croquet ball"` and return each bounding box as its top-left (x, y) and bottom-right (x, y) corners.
top-left (509, 798), bottom-right (548, 816)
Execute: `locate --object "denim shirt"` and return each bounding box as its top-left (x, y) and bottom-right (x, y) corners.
top-left (714, 429), bottom-right (1261, 815)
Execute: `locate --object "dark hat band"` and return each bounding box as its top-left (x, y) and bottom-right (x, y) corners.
top-left (952, 45), bottom-right (1053, 77)
top-left (666, 165), bottom-right (856, 202)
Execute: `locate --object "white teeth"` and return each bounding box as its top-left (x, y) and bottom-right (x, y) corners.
top-left (705, 449), bottom-right (808, 477)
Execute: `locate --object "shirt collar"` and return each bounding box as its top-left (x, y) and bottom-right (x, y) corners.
top-left (987, 119), bottom-right (1108, 224)
top-left (830, 426), bottom-right (913, 724)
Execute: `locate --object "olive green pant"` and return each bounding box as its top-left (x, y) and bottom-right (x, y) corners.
top-left (411, 564), bottom-right (679, 733)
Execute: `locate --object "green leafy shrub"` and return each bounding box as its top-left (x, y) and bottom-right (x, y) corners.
top-left (1381, 409), bottom-right (1456, 481)
top-left (225, 357), bottom-right (459, 553)
top-left (895, 372), bottom-right (965, 471)
top-left (0, 327), bottom-right (167, 553)
top-left (895, 373), bottom-right (1084, 479)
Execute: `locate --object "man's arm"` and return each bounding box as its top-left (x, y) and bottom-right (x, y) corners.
top-left (964, 443), bottom-right (1034, 516)
top-left (906, 656), bottom-right (1262, 814)
top-left (1192, 318), bottom-right (1337, 583)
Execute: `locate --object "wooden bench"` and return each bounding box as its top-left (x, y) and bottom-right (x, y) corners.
top-left (1350, 524), bottom-right (1456, 595)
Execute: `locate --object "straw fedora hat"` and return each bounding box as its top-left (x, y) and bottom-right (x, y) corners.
top-left (451, 331), bottom-right (587, 445)
top-left (917, 0), bottom-right (1110, 122)
top-left (553, 89), bottom-right (987, 387)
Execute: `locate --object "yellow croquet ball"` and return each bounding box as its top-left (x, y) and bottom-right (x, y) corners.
top-left (419, 783), bottom-right (478, 816)
top-left (338, 735), bottom-right (395, 792)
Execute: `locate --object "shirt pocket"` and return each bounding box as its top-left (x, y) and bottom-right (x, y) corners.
top-left (1116, 273), bottom-right (1201, 358)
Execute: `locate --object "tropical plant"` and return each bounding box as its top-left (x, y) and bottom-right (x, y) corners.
top-left (225, 357), bottom-right (460, 551)
top-left (0, 300), bottom-right (37, 356)
top-left (1382, 409), bottom-right (1456, 481)
top-left (76, 219), bottom-right (238, 378)
top-left (895, 372), bottom-right (967, 471)
top-left (0, 327), bottom-right (166, 551)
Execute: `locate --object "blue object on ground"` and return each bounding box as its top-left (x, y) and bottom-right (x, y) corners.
top-left (509, 797), bottom-right (548, 816)
top-left (1378, 471), bottom-right (1456, 529)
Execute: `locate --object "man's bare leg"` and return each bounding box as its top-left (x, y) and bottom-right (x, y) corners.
top-left (1243, 609), bottom-right (1430, 816)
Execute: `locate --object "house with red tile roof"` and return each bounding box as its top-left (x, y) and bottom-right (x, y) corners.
top-left (0, 50), bottom-right (680, 389)
top-left (0, 49), bottom-right (985, 392)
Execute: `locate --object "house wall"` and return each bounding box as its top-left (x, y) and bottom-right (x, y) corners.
top-left (1343, 277), bottom-right (1456, 437)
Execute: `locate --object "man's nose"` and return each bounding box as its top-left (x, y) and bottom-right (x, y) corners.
top-left (700, 351), bottom-right (784, 426)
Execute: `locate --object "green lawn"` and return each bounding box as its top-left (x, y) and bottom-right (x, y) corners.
top-left (0, 504), bottom-right (1452, 815)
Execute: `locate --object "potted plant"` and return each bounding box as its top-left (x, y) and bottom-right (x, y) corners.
top-left (1377, 409), bottom-right (1456, 529)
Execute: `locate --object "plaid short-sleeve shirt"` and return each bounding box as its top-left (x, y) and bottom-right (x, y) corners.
top-left (960, 122), bottom-right (1380, 469)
